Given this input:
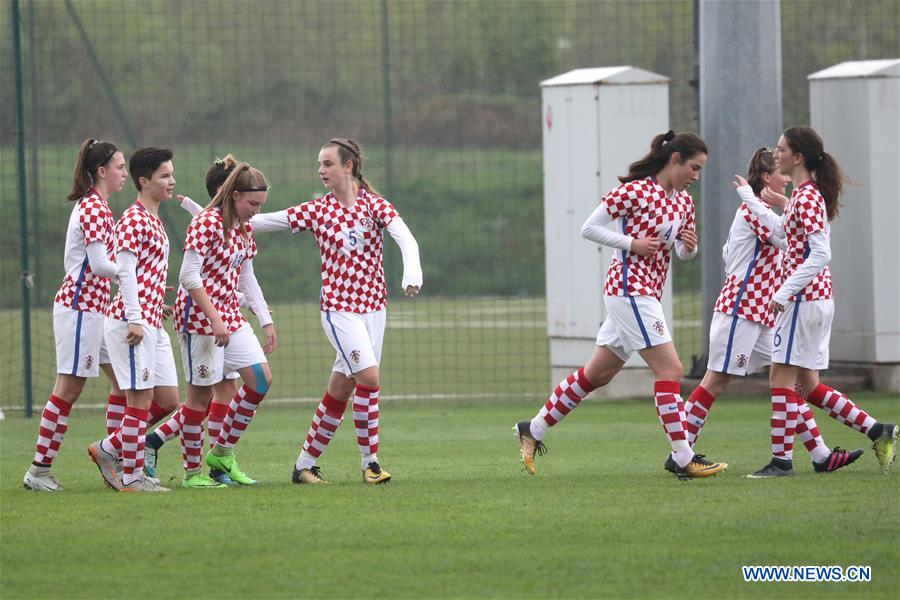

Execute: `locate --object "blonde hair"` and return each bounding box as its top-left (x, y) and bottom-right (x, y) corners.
top-left (207, 162), bottom-right (268, 242)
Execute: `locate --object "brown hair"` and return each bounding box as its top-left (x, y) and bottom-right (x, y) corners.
top-left (323, 138), bottom-right (380, 196)
top-left (129, 147), bottom-right (173, 191)
top-left (782, 126), bottom-right (844, 221)
top-left (204, 154), bottom-right (239, 199)
top-left (68, 138), bottom-right (119, 201)
top-left (208, 162), bottom-right (268, 242)
top-left (746, 147), bottom-right (776, 196)
top-left (619, 130), bottom-right (708, 183)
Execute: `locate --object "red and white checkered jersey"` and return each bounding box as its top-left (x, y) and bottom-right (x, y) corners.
top-left (174, 208), bottom-right (257, 335)
top-left (54, 189), bottom-right (115, 314)
top-left (713, 203), bottom-right (782, 327)
top-left (286, 188), bottom-right (398, 313)
top-left (107, 201), bottom-right (170, 328)
top-left (600, 177), bottom-right (695, 300)
top-left (782, 181), bottom-right (832, 301)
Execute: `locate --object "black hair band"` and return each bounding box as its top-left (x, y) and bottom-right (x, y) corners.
top-left (329, 139), bottom-right (360, 158)
top-left (236, 187), bottom-right (269, 192)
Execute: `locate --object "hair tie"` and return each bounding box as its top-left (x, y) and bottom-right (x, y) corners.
top-left (88, 138), bottom-right (98, 148)
top-left (662, 130), bottom-right (676, 145)
top-left (214, 158), bottom-right (225, 166)
top-left (818, 152), bottom-right (825, 162)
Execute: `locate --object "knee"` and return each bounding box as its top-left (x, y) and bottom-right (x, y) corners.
top-left (659, 362), bottom-right (683, 383)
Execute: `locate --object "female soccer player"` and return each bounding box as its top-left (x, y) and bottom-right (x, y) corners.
top-left (250, 138), bottom-right (422, 484)
top-left (143, 155), bottom-right (259, 486)
top-left (23, 138), bottom-right (128, 492)
top-left (170, 162), bottom-right (276, 488)
top-left (741, 127), bottom-right (897, 477)
top-left (514, 130), bottom-right (728, 480)
top-left (672, 147), bottom-right (862, 475)
top-left (88, 147), bottom-right (180, 493)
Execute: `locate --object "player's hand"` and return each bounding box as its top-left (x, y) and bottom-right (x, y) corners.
top-left (733, 174), bottom-right (749, 189)
top-left (125, 323), bottom-right (144, 345)
top-left (769, 300), bottom-right (785, 314)
top-left (760, 188), bottom-right (788, 209)
top-left (212, 318), bottom-right (230, 347)
top-left (262, 324), bottom-right (277, 354)
top-left (404, 285), bottom-right (420, 298)
top-left (679, 229), bottom-right (698, 252)
top-left (631, 236), bottom-right (660, 257)
top-left (161, 303), bottom-right (174, 320)
top-left (177, 194), bottom-right (191, 206)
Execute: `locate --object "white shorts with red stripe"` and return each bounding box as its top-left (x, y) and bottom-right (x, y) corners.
top-left (771, 298), bottom-right (833, 371)
top-left (596, 295), bottom-right (672, 361)
top-left (707, 311), bottom-right (773, 376)
top-left (53, 303), bottom-right (110, 377)
top-left (177, 324), bottom-right (266, 387)
top-left (104, 318), bottom-right (179, 390)
top-left (320, 310), bottom-right (386, 376)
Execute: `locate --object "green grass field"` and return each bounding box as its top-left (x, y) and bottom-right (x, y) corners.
top-left (2, 395), bottom-right (897, 598)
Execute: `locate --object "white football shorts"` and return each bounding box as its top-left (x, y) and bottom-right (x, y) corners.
top-left (706, 310), bottom-right (773, 376)
top-left (771, 298), bottom-right (833, 371)
top-left (321, 309), bottom-right (386, 377)
top-left (178, 324), bottom-right (266, 387)
top-left (596, 295), bottom-right (672, 361)
top-left (104, 318), bottom-right (179, 390)
top-left (54, 303), bottom-right (105, 377)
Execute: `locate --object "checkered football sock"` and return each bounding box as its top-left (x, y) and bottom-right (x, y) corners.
top-left (179, 405), bottom-right (206, 473)
top-left (207, 401), bottom-right (229, 450)
top-left (119, 406), bottom-right (149, 486)
top-left (654, 380), bottom-right (693, 467)
top-left (770, 388), bottom-right (799, 461)
top-left (105, 394), bottom-right (127, 436)
top-left (301, 392), bottom-right (347, 461)
top-left (353, 385), bottom-right (380, 464)
top-left (531, 368), bottom-right (597, 440)
top-left (807, 383), bottom-right (876, 435)
top-left (215, 385), bottom-right (265, 450)
top-left (32, 394), bottom-right (73, 466)
top-left (684, 385), bottom-right (716, 448)
top-left (795, 401), bottom-right (830, 463)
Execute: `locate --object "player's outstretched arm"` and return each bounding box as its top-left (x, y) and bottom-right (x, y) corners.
top-left (386, 217), bottom-right (423, 297)
top-left (177, 194), bottom-right (204, 217)
top-left (249, 209), bottom-right (292, 233)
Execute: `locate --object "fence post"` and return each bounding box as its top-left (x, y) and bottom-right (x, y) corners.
top-left (11, 0), bottom-right (34, 418)
top-left (381, 0), bottom-right (393, 198)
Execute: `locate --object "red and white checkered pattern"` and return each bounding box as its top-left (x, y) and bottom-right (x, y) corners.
top-left (215, 385), bottom-right (264, 449)
top-left (107, 202), bottom-right (170, 328)
top-left (807, 384), bottom-right (875, 434)
top-left (174, 209), bottom-right (257, 335)
top-left (286, 188), bottom-right (399, 313)
top-left (770, 388), bottom-right (799, 460)
top-left (781, 182), bottom-right (832, 301)
top-left (302, 392), bottom-right (347, 458)
top-left (600, 178), bottom-right (696, 300)
top-left (683, 385), bottom-right (716, 448)
top-left (105, 394), bottom-right (127, 436)
top-left (208, 402), bottom-right (228, 450)
top-left (654, 380), bottom-right (688, 443)
top-left (32, 395), bottom-right (73, 466)
top-left (154, 410), bottom-right (183, 443)
top-left (352, 385), bottom-right (380, 456)
top-left (118, 407), bottom-right (149, 486)
top-left (537, 368), bottom-right (596, 427)
top-left (795, 401), bottom-right (826, 455)
top-left (55, 190), bottom-right (115, 314)
top-left (178, 405), bottom-right (206, 472)
top-left (714, 204), bottom-right (782, 327)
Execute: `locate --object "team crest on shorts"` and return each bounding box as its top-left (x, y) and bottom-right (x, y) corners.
top-left (142, 368), bottom-right (151, 382)
top-left (85, 354), bottom-right (94, 370)
top-left (350, 349), bottom-right (361, 364)
top-left (197, 364), bottom-right (210, 379)
top-left (736, 353), bottom-right (749, 368)
top-left (653, 320), bottom-right (666, 335)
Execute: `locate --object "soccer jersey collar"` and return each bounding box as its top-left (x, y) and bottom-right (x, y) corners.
top-left (796, 179), bottom-right (816, 190)
top-left (327, 186), bottom-right (365, 210)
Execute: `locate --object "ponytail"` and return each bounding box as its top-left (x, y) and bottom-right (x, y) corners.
top-left (619, 130), bottom-right (708, 183)
top-left (204, 154), bottom-right (239, 199)
top-left (68, 138), bottom-right (118, 201)
top-left (782, 127), bottom-right (845, 220)
top-left (746, 146), bottom-right (776, 196)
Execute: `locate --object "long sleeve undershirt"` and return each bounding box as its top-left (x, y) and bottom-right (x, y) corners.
top-left (249, 210), bottom-right (291, 233)
top-left (86, 241), bottom-right (117, 279)
top-left (736, 185), bottom-right (787, 250)
top-left (773, 230), bottom-right (831, 305)
top-left (386, 217), bottom-right (423, 289)
top-left (115, 251), bottom-right (144, 326)
top-left (238, 259), bottom-right (272, 327)
top-left (580, 203), bottom-right (634, 251)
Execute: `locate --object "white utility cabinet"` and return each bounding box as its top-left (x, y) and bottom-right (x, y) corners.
top-left (541, 67), bottom-right (673, 399)
top-left (808, 59), bottom-right (900, 390)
